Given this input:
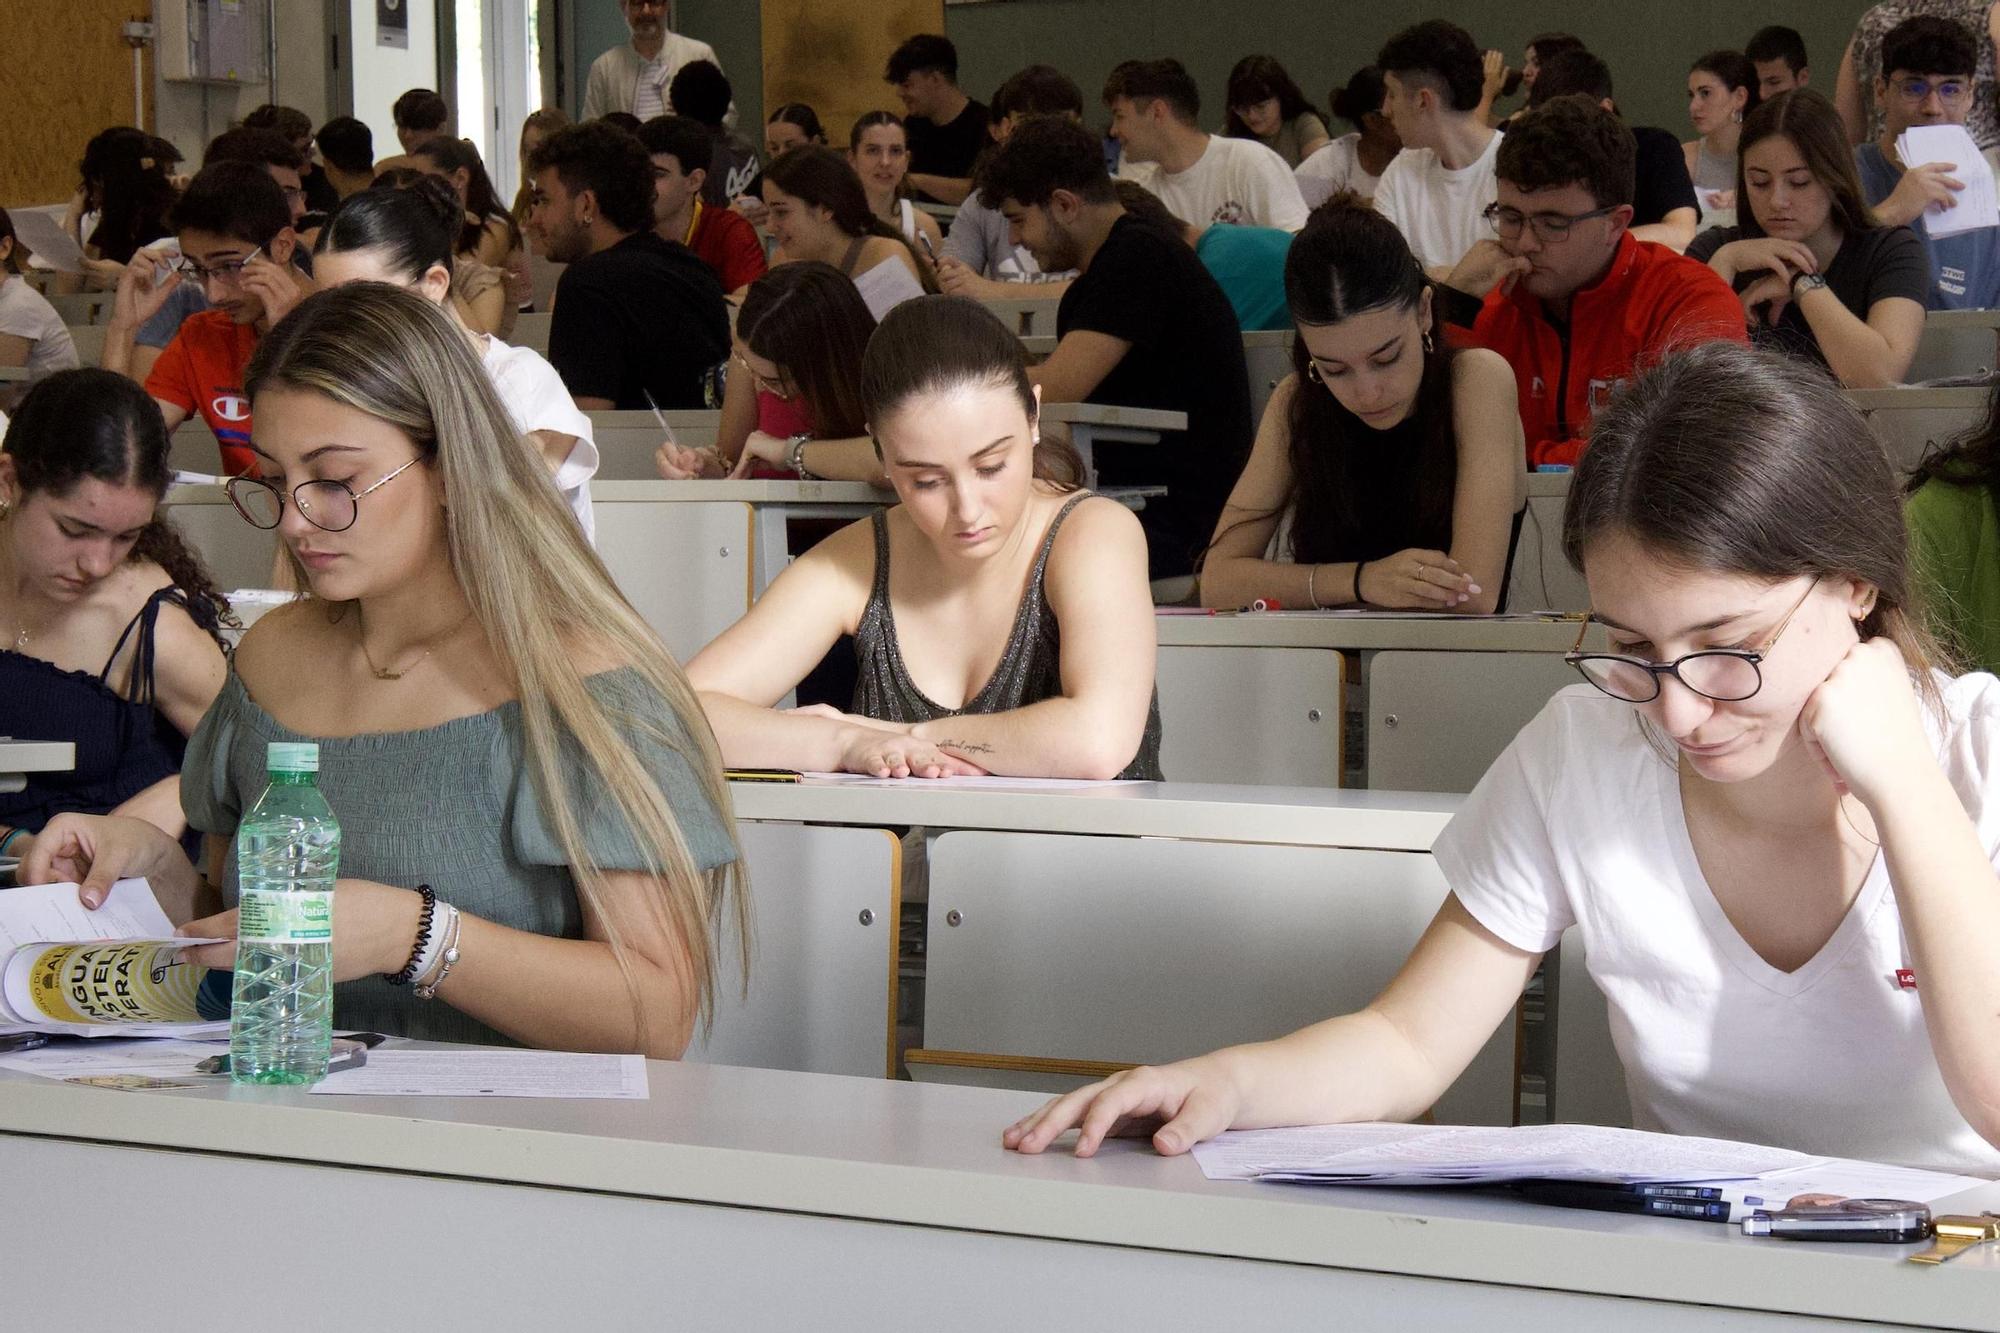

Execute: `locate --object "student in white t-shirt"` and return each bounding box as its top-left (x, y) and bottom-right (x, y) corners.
top-left (1105, 58), bottom-right (1309, 232)
top-left (303, 183), bottom-right (598, 541)
top-left (1295, 66), bottom-right (1403, 208)
top-left (1005, 341), bottom-right (2000, 1178)
top-left (0, 210), bottom-right (80, 391)
top-left (1372, 21), bottom-right (1505, 274)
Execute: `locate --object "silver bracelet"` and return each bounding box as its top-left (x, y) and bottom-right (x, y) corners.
top-left (413, 903), bottom-right (461, 1001)
top-left (1306, 563), bottom-right (1320, 609)
top-left (787, 432), bottom-right (815, 479)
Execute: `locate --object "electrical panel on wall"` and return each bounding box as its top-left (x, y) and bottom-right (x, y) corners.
top-left (157, 0), bottom-right (269, 84)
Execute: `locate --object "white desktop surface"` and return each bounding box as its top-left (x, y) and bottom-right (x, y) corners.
top-left (0, 1058), bottom-right (1994, 1329)
top-left (729, 780), bottom-right (1461, 850)
top-left (1157, 614), bottom-right (1597, 652)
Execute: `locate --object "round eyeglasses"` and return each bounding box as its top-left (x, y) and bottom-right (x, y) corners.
top-left (225, 457), bottom-right (421, 533)
top-left (1564, 580), bottom-right (1817, 704)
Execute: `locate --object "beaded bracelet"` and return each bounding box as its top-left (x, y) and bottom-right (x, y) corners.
top-left (413, 903), bottom-right (462, 1001)
top-left (384, 884), bottom-right (437, 986)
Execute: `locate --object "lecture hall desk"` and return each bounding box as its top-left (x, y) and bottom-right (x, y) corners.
top-left (0, 1056), bottom-right (1994, 1330)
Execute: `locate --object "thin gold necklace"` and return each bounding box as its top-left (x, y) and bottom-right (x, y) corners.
top-left (356, 608), bottom-right (475, 682)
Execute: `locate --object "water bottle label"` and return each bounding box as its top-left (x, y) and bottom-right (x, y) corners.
top-left (237, 889), bottom-right (334, 943)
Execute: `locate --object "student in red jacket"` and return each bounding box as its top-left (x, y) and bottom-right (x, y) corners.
top-left (1438, 95), bottom-right (1747, 468)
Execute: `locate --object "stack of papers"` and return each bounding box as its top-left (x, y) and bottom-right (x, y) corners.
top-left (1191, 1122), bottom-right (1816, 1187)
top-left (1895, 123), bottom-right (2000, 238)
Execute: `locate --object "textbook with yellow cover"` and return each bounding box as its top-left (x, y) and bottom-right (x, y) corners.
top-left (0, 880), bottom-right (229, 1037)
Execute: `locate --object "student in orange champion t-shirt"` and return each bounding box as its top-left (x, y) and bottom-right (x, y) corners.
top-left (101, 162), bottom-right (309, 477)
top-left (638, 115), bottom-right (769, 298)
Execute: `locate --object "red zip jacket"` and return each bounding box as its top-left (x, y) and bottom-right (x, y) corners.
top-left (1469, 233), bottom-right (1747, 468)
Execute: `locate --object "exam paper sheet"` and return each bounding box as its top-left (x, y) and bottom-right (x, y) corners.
top-left (1896, 124), bottom-right (2000, 239)
top-left (1191, 1122), bottom-right (1817, 1185)
top-left (309, 1049), bottom-right (649, 1098)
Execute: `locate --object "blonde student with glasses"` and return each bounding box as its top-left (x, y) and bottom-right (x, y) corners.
top-left (23, 283), bottom-right (744, 1057)
top-left (1006, 341), bottom-right (2000, 1177)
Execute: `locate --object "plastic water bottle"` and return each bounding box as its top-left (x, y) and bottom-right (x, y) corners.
top-left (229, 741), bottom-right (338, 1084)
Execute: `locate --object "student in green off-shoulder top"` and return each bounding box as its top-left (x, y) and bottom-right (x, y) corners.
top-left (21, 283), bottom-right (744, 1058)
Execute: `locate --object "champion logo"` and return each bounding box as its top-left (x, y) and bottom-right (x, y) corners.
top-left (211, 393), bottom-right (251, 423)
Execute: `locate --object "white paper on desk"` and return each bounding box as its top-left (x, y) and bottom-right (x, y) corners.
top-left (0, 1037), bottom-right (226, 1080)
top-left (1897, 124), bottom-right (2000, 238)
top-left (797, 772), bottom-right (1141, 790)
top-left (308, 1049), bottom-right (649, 1098)
top-left (1724, 1158), bottom-right (1990, 1211)
top-left (1191, 1121), bottom-right (1817, 1186)
top-left (7, 209), bottom-right (86, 274)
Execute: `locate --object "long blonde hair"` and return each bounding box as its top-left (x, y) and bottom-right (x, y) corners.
top-left (246, 282), bottom-right (747, 1046)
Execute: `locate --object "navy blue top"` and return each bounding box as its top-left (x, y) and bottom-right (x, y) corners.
top-left (0, 587), bottom-right (190, 833)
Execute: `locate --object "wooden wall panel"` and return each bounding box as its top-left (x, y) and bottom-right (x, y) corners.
top-left (1, 2), bottom-right (158, 206)
top-left (761, 0), bottom-right (941, 146)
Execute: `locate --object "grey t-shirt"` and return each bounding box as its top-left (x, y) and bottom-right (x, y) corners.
top-left (942, 193), bottom-right (1075, 284)
top-left (1854, 142), bottom-right (2000, 310)
top-left (136, 282), bottom-right (207, 349)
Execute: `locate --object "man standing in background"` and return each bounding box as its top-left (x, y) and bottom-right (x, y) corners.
top-left (584, 0), bottom-right (728, 123)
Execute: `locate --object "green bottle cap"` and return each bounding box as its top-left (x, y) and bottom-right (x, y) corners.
top-left (266, 742), bottom-right (320, 775)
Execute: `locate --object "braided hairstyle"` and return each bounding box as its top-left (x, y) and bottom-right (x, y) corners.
top-left (5, 369), bottom-right (231, 645)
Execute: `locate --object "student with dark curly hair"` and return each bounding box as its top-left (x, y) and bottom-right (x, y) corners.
top-left (0, 369), bottom-right (229, 865)
top-left (523, 121), bottom-right (728, 410)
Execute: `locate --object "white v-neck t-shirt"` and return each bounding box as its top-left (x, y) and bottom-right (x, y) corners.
top-left (1434, 675), bottom-right (2000, 1177)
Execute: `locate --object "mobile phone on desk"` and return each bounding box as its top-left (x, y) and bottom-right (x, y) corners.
top-left (1742, 1198), bottom-right (1933, 1242)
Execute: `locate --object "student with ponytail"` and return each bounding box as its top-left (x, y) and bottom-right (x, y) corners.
top-left (761, 145), bottom-right (939, 320)
top-left (24, 284), bottom-right (744, 1056)
top-left (0, 369), bottom-right (229, 864)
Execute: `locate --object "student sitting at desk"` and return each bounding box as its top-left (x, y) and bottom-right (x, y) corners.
top-left (1197, 201), bottom-right (1520, 613)
top-left (303, 180), bottom-right (599, 541)
top-left (0, 370), bottom-right (228, 865)
top-left (688, 296), bottom-right (1163, 781)
top-left (27, 284), bottom-right (744, 1056)
top-left (1009, 341), bottom-right (2000, 1177)
top-left (975, 115), bottom-right (1252, 582)
top-left (104, 163), bottom-right (311, 477)
top-left (654, 262), bottom-right (880, 485)
top-left (849, 111), bottom-right (946, 256)
top-left (1688, 90), bottom-right (1926, 389)
top-left (762, 146), bottom-right (939, 322)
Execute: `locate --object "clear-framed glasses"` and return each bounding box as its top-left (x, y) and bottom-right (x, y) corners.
top-left (172, 245), bottom-right (264, 286)
top-left (1564, 579), bottom-right (1818, 704)
top-left (225, 457), bottom-right (421, 533)
top-left (1891, 77), bottom-right (1970, 105)
top-left (733, 351), bottom-right (793, 400)
top-left (1483, 202), bottom-right (1617, 243)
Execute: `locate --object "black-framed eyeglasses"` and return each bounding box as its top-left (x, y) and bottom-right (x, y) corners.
top-left (1483, 202), bottom-right (1617, 243)
top-left (172, 246), bottom-right (264, 286)
top-left (225, 457), bottom-right (421, 533)
top-left (1564, 579), bottom-right (1818, 704)
top-left (1891, 77), bottom-right (1970, 105)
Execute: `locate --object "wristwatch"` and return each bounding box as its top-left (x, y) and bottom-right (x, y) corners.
top-left (1791, 271), bottom-right (1829, 298)
top-left (787, 432), bottom-right (816, 479)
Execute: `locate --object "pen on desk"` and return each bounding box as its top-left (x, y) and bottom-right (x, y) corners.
top-left (1509, 1180), bottom-right (1733, 1222)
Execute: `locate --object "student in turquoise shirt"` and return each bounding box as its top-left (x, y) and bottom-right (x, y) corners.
top-left (1115, 181), bottom-right (1293, 331)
